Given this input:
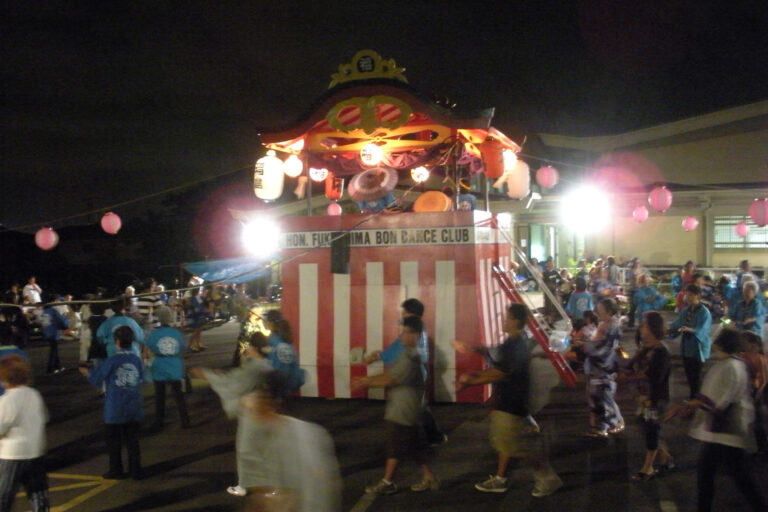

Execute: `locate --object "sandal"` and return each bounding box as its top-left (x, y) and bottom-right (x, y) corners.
top-left (657, 462), bottom-right (676, 472)
top-left (631, 470), bottom-right (657, 481)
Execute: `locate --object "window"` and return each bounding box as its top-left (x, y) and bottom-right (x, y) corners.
top-left (713, 216), bottom-right (768, 249)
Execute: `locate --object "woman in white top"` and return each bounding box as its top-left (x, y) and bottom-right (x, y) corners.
top-left (666, 328), bottom-right (765, 512)
top-left (0, 354), bottom-right (49, 512)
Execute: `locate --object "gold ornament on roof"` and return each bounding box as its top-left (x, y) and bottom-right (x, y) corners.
top-left (329, 49), bottom-right (408, 88)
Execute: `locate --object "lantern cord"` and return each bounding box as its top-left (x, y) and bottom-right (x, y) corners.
top-left (0, 165), bottom-right (253, 234)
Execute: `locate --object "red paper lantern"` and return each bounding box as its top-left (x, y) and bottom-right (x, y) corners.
top-left (648, 185), bottom-right (673, 212)
top-left (327, 202), bottom-right (342, 216)
top-left (748, 198), bottom-right (768, 227)
top-left (632, 205), bottom-right (649, 223)
top-left (35, 227), bottom-right (59, 250)
top-left (734, 222), bottom-right (750, 238)
top-left (536, 166), bottom-right (559, 189)
top-left (479, 138), bottom-right (504, 179)
top-left (100, 211), bottom-right (122, 234)
top-left (324, 173), bottom-right (344, 201)
top-left (682, 216), bottom-right (699, 232)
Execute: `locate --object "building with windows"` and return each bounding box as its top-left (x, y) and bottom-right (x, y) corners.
top-left (494, 100), bottom-right (768, 269)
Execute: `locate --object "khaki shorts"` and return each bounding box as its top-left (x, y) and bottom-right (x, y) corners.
top-left (489, 410), bottom-right (541, 458)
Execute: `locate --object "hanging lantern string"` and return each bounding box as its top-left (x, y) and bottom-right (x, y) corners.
top-left (0, 165), bottom-right (253, 234)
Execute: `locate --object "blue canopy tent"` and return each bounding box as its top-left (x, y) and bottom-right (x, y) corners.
top-left (183, 257), bottom-right (271, 284)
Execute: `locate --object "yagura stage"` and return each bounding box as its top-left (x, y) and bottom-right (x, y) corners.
top-left (278, 210), bottom-right (513, 403)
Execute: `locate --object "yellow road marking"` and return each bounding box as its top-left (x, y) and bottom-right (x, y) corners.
top-left (13, 473), bottom-right (118, 511)
top-left (52, 481), bottom-right (118, 512)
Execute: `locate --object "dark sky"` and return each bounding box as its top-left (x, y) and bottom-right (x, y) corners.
top-left (2, 1), bottom-right (767, 228)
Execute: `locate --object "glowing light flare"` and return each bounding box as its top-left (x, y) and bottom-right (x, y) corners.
top-left (309, 167), bottom-right (329, 182)
top-left (283, 154), bottom-right (303, 178)
top-left (410, 166), bottom-right (430, 183)
top-left (502, 149), bottom-right (517, 172)
top-left (560, 186), bottom-right (611, 233)
top-left (241, 217), bottom-right (281, 257)
top-left (360, 143), bottom-right (384, 166)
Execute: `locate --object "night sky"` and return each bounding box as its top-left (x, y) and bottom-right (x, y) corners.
top-left (2, 1), bottom-right (767, 229)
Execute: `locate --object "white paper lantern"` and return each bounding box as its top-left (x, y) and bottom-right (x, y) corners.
top-left (506, 160), bottom-right (531, 199)
top-left (283, 154), bottom-right (303, 178)
top-left (410, 166), bottom-right (430, 183)
top-left (254, 150), bottom-right (284, 201)
top-left (360, 143), bottom-right (384, 167)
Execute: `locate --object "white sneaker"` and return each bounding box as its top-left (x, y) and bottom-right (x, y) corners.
top-left (227, 485), bottom-right (247, 497)
top-left (531, 474), bottom-right (563, 497)
top-left (475, 475), bottom-right (508, 493)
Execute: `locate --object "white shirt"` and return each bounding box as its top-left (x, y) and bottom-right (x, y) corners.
top-left (22, 283), bottom-right (42, 304)
top-left (689, 356), bottom-right (756, 451)
top-left (0, 386), bottom-right (48, 459)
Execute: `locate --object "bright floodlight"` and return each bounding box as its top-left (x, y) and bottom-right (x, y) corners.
top-left (560, 186), bottom-right (611, 232)
top-left (242, 217), bottom-right (281, 256)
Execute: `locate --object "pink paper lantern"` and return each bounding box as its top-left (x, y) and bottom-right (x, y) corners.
top-left (35, 227), bottom-right (59, 250)
top-left (734, 222), bottom-right (750, 238)
top-left (327, 202), bottom-right (342, 216)
top-left (648, 185), bottom-right (673, 212)
top-left (682, 216), bottom-right (699, 232)
top-left (535, 165), bottom-right (559, 189)
top-left (100, 211), bottom-right (122, 234)
top-left (632, 205), bottom-right (649, 223)
top-left (748, 198), bottom-right (768, 227)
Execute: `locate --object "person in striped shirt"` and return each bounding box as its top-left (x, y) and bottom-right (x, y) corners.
top-left (135, 279), bottom-right (160, 333)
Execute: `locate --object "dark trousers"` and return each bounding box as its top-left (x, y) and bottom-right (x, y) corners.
top-left (421, 399), bottom-right (445, 445)
top-left (45, 337), bottom-right (60, 374)
top-left (105, 422), bottom-right (141, 478)
top-left (153, 380), bottom-right (190, 428)
top-left (683, 357), bottom-right (703, 399)
top-left (697, 442), bottom-right (766, 512)
top-left (627, 295), bottom-right (637, 327)
top-left (0, 457), bottom-right (49, 512)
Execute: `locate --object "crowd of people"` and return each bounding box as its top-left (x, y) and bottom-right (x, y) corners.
top-left (0, 258), bottom-right (766, 511)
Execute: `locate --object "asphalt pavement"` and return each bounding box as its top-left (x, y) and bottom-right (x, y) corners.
top-left (10, 319), bottom-right (768, 512)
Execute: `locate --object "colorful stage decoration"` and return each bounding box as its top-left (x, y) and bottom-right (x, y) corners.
top-left (682, 216), bottom-right (699, 232)
top-left (293, 176), bottom-right (308, 199)
top-left (309, 167), bottom-right (329, 182)
top-left (648, 185), bottom-right (673, 212)
top-left (734, 221), bottom-right (750, 238)
top-left (325, 172), bottom-right (344, 200)
top-left (360, 142), bottom-right (384, 166)
top-left (347, 167), bottom-right (398, 203)
top-left (632, 205), bottom-right (649, 223)
top-left (479, 138), bottom-right (504, 178)
top-left (748, 198), bottom-right (768, 227)
top-left (100, 211), bottom-right (122, 234)
top-left (536, 165), bottom-right (559, 189)
top-left (327, 202), bottom-right (343, 216)
top-left (413, 190), bottom-right (452, 212)
top-left (283, 154), bottom-right (303, 178)
top-left (254, 150), bottom-right (284, 201)
top-left (410, 166), bottom-right (430, 183)
top-left (35, 227), bottom-right (59, 250)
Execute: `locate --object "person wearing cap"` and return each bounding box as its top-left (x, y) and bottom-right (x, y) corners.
top-left (670, 284), bottom-right (712, 399)
top-left (144, 306), bottom-right (189, 432)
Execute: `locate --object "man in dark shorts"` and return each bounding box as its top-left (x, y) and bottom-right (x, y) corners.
top-left (353, 316), bottom-right (439, 495)
top-left (454, 303), bottom-right (563, 497)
